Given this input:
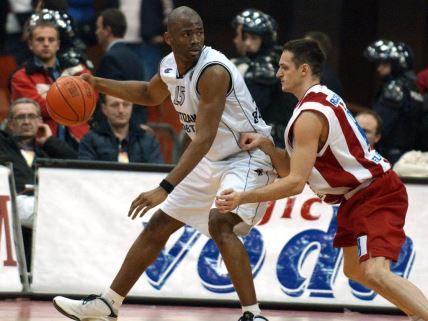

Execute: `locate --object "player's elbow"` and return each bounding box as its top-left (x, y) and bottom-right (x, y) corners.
top-left (288, 175), bottom-right (306, 195)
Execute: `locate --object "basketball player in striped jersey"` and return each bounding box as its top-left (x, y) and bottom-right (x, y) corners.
top-left (53, 6), bottom-right (275, 321)
top-left (216, 39), bottom-right (428, 321)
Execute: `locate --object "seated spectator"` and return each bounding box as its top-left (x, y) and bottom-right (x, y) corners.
top-left (231, 9), bottom-right (297, 148)
top-left (10, 20), bottom-right (93, 151)
top-left (304, 31), bottom-right (343, 97)
top-left (93, 8), bottom-right (147, 126)
top-left (79, 94), bottom-right (163, 164)
top-left (364, 40), bottom-right (424, 164)
top-left (0, 98), bottom-right (77, 268)
top-left (355, 109), bottom-right (382, 149)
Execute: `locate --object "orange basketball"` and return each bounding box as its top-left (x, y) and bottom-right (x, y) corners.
top-left (46, 76), bottom-right (96, 126)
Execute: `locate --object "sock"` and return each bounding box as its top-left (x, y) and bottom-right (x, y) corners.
top-left (410, 316), bottom-right (423, 321)
top-left (242, 303), bottom-right (261, 316)
top-left (102, 288), bottom-right (125, 312)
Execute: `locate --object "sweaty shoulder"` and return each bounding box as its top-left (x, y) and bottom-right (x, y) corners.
top-left (197, 63), bottom-right (231, 96)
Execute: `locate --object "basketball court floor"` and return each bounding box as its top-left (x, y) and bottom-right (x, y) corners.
top-left (0, 299), bottom-right (409, 321)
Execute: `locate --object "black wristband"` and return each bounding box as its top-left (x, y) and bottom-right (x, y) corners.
top-left (159, 179), bottom-right (174, 194)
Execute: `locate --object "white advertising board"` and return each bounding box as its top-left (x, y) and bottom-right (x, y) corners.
top-left (0, 165), bottom-right (22, 293)
top-left (31, 166), bottom-right (427, 308)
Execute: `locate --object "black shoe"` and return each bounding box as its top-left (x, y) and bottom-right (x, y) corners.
top-left (238, 311), bottom-right (269, 321)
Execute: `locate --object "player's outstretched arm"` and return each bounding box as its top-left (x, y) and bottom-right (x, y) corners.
top-left (81, 73), bottom-right (170, 106)
top-left (216, 111), bottom-right (323, 212)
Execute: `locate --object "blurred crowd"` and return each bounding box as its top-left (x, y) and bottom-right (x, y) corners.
top-left (1, 0), bottom-right (428, 269)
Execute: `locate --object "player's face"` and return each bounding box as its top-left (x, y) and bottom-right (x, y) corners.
top-left (102, 96), bottom-right (133, 127)
top-left (276, 51), bottom-right (303, 95)
top-left (355, 114), bottom-right (381, 147)
top-left (243, 33), bottom-right (262, 55)
top-left (166, 17), bottom-right (204, 65)
top-left (10, 103), bottom-right (42, 138)
top-left (28, 26), bottom-right (60, 63)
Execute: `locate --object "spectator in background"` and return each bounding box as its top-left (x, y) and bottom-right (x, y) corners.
top-left (93, 8), bottom-right (147, 126)
top-left (231, 8), bottom-right (252, 58)
top-left (120, 0), bottom-right (173, 80)
top-left (28, 0), bottom-right (94, 71)
top-left (232, 9), bottom-right (297, 148)
top-left (0, 98), bottom-right (76, 267)
top-left (10, 20), bottom-right (92, 151)
top-left (79, 94), bottom-right (163, 164)
top-left (364, 40), bottom-right (424, 164)
top-left (304, 31), bottom-right (343, 97)
top-left (355, 110), bottom-right (382, 149)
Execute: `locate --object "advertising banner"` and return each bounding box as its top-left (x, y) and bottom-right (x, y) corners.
top-left (31, 166), bottom-right (427, 308)
top-left (0, 165), bottom-right (22, 293)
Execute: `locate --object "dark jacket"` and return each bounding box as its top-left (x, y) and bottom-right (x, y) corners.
top-left (374, 71), bottom-right (425, 164)
top-left (78, 121), bottom-right (163, 164)
top-left (0, 130), bottom-right (77, 193)
top-left (95, 41), bottom-right (147, 125)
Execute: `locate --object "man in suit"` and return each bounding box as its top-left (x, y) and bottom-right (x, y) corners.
top-left (94, 8), bottom-right (147, 126)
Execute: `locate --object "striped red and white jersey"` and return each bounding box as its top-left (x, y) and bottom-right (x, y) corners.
top-left (284, 85), bottom-right (391, 204)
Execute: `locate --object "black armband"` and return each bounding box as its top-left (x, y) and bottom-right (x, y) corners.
top-left (159, 179), bottom-right (174, 194)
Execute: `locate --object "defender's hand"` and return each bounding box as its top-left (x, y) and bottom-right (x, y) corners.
top-left (215, 188), bottom-right (242, 213)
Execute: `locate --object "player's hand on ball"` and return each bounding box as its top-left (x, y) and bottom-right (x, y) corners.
top-left (80, 73), bottom-right (95, 87)
top-left (215, 188), bottom-right (241, 213)
top-left (128, 187), bottom-right (168, 219)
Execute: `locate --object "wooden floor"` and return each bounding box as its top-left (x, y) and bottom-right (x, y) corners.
top-left (0, 299), bottom-right (409, 321)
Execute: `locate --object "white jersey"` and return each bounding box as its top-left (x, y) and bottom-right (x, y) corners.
top-left (160, 46), bottom-right (272, 161)
top-left (284, 85), bottom-right (391, 204)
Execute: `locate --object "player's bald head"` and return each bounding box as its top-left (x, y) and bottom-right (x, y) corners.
top-left (167, 6), bottom-right (202, 32)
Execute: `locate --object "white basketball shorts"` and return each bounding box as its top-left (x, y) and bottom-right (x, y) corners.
top-left (161, 149), bottom-right (276, 236)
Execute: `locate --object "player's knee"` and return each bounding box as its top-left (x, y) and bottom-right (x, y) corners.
top-left (208, 212), bottom-right (233, 241)
top-left (143, 211), bottom-right (179, 243)
top-left (361, 264), bottom-right (387, 286)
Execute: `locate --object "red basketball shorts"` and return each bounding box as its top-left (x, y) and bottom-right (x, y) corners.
top-left (333, 170), bottom-right (408, 262)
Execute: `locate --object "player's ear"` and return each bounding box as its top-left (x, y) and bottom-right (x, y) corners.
top-left (300, 63), bottom-right (310, 76)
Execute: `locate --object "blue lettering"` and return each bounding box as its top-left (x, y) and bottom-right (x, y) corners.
top-left (145, 225), bottom-right (201, 289)
top-left (197, 228), bottom-right (265, 293)
top-left (277, 208), bottom-right (342, 298)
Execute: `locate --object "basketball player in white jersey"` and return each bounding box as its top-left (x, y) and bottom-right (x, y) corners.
top-left (216, 39), bottom-right (428, 321)
top-left (52, 6), bottom-right (275, 321)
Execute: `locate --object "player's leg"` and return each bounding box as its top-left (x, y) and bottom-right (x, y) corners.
top-left (209, 151), bottom-right (275, 320)
top-left (208, 209), bottom-right (257, 306)
top-left (342, 246), bottom-right (412, 315)
top-left (359, 256), bottom-right (428, 321)
top-left (53, 210), bottom-right (184, 320)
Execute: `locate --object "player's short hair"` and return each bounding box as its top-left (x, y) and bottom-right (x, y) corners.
top-left (283, 38), bottom-right (325, 77)
top-left (99, 8), bottom-right (127, 38)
